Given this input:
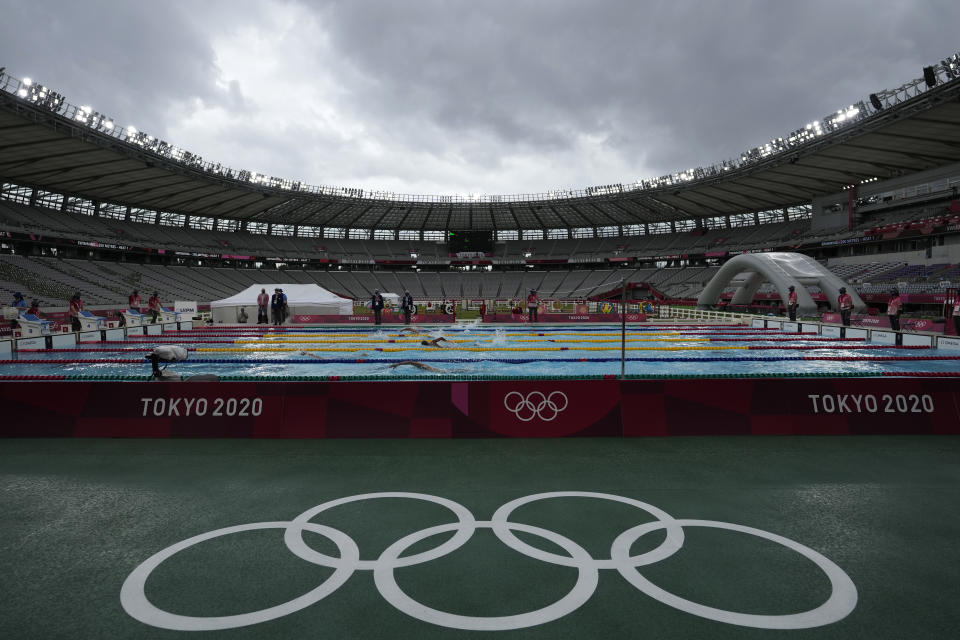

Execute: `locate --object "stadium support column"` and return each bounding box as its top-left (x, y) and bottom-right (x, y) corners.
top-left (848, 185), bottom-right (855, 231)
top-left (620, 279), bottom-right (626, 380)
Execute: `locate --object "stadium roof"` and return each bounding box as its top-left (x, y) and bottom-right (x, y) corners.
top-left (1, 57), bottom-right (959, 231)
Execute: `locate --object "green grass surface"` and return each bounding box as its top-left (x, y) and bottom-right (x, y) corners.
top-left (1, 436), bottom-right (958, 639)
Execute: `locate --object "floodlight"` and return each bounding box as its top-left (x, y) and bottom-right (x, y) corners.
top-left (22, 77), bottom-right (31, 86)
top-left (17, 88), bottom-right (27, 97)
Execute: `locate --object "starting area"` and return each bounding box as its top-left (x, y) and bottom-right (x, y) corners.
top-left (1, 436), bottom-right (958, 639)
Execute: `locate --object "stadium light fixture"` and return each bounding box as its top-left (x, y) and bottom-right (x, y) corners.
top-left (22, 77), bottom-right (31, 86)
top-left (923, 66), bottom-right (937, 88)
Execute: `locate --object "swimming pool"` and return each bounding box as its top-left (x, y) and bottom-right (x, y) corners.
top-left (3, 323), bottom-right (959, 380)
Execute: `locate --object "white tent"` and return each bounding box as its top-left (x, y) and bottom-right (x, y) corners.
top-left (210, 284), bottom-right (352, 323)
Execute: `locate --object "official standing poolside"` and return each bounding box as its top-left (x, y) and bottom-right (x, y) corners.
top-left (838, 287), bottom-right (853, 327)
top-left (400, 290), bottom-right (414, 325)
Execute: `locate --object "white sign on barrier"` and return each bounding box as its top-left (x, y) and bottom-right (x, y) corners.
top-left (782, 322), bottom-right (799, 333)
top-left (871, 330), bottom-right (897, 345)
top-left (902, 333), bottom-right (933, 347)
top-left (50, 333), bottom-right (77, 348)
top-left (821, 326), bottom-right (843, 338)
top-left (845, 328), bottom-right (868, 340)
top-left (104, 328), bottom-right (125, 341)
top-left (751, 318), bottom-right (765, 328)
top-left (78, 331), bottom-right (101, 343)
top-left (16, 337), bottom-right (45, 350)
top-left (937, 336), bottom-right (960, 350)
top-left (0, 339), bottom-right (11, 355)
top-left (145, 324), bottom-right (162, 335)
top-left (175, 301), bottom-right (197, 314)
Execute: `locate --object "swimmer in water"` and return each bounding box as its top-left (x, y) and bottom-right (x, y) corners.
top-left (387, 361), bottom-right (443, 372)
top-left (399, 327), bottom-right (426, 335)
top-left (420, 337), bottom-right (452, 347)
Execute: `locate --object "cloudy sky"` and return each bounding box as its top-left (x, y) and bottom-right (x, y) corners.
top-left (1, 0), bottom-right (956, 196)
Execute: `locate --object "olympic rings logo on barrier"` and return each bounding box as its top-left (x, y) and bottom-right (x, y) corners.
top-left (120, 491), bottom-right (857, 632)
top-left (503, 391), bottom-right (568, 421)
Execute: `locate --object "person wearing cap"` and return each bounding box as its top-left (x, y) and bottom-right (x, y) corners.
top-left (526, 289), bottom-right (540, 323)
top-left (400, 289), bottom-right (414, 325)
top-left (12, 291), bottom-right (26, 308)
top-left (837, 286), bottom-right (853, 327)
top-left (69, 292), bottom-right (84, 331)
top-left (887, 288), bottom-right (903, 332)
top-left (257, 287), bottom-right (269, 324)
top-left (128, 289), bottom-right (141, 313)
top-left (370, 289), bottom-right (385, 325)
top-left (270, 288), bottom-right (283, 325)
top-left (27, 299), bottom-right (40, 317)
top-left (786, 285), bottom-right (798, 321)
top-left (147, 292), bottom-right (162, 323)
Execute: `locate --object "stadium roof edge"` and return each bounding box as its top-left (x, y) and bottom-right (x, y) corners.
top-left (1, 55), bottom-right (959, 230)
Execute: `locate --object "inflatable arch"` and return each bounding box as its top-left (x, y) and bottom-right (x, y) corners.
top-left (697, 252), bottom-right (866, 316)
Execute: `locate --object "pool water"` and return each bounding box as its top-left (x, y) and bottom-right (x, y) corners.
top-left (2, 323), bottom-right (958, 380)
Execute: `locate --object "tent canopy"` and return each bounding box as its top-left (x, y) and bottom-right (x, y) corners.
top-left (210, 284), bottom-right (352, 321)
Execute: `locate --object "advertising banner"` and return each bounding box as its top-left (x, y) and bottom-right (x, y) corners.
top-left (2, 379), bottom-right (958, 438)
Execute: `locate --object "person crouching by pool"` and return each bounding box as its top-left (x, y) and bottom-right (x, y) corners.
top-left (527, 289), bottom-right (539, 323)
top-left (371, 289), bottom-right (385, 325)
top-left (837, 287), bottom-right (853, 327)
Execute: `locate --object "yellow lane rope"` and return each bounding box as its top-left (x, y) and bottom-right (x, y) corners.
top-left (198, 345), bottom-right (747, 353)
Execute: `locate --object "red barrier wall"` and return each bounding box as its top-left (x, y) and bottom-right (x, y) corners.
top-left (819, 313), bottom-right (944, 332)
top-left (2, 379), bottom-right (957, 438)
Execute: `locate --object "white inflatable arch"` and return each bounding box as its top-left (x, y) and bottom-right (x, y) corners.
top-left (697, 252), bottom-right (866, 316)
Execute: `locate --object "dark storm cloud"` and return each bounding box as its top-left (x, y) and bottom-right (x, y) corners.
top-left (1, 0), bottom-right (957, 194)
top-left (0, 0), bottom-right (244, 138)
top-left (313, 0), bottom-right (958, 177)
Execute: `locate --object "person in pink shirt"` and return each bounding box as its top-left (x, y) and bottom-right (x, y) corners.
top-left (256, 288), bottom-right (269, 324)
top-left (886, 288), bottom-right (902, 332)
top-left (837, 287), bottom-right (853, 327)
top-left (128, 289), bottom-right (141, 312)
top-left (526, 289), bottom-right (540, 323)
top-left (787, 285), bottom-right (798, 321)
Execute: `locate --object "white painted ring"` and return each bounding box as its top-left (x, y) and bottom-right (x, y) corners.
top-left (374, 520), bottom-right (599, 631)
top-left (491, 491), bottom-right (685, 569)
top-left (120, 521), bottom-right (358, 631)
top-left (284, 492), bottom-right (476, 570)
top-left (611, 518), bottom-right (858, 629)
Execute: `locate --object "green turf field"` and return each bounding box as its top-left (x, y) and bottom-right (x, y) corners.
top-left (2, 436), bottom-right (958, 639)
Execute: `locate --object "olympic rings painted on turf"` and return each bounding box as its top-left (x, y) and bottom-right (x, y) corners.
top-left (120, 491), bottom-right (857, 632)
top-left (503, 391), bottom-right (568, 421)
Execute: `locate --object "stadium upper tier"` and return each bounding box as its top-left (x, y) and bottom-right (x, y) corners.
top-left (1, 54), bottom-right (959, 230)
